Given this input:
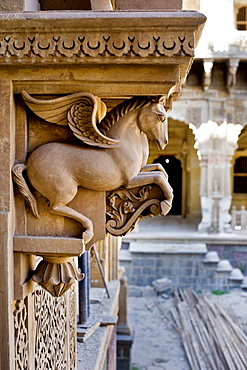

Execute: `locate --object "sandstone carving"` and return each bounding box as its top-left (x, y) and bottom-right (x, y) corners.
top-left (106, 184), bottom-right (164, 236)
top-left (13, 91), bottom-right (173, 294)
top-left (0, 32), bottom-right (195, 61)
top-left (31, 257), bottom-right (84, 297)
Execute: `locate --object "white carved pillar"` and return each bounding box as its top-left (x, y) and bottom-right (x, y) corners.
top-left (90, 0), bottom-right (113, 10)
top-left (190, 121), bottom-right (242, 233)
top-left (203, 59), bottom-right (213, 91)
top-left (227, 58), bottom-right (240, 93)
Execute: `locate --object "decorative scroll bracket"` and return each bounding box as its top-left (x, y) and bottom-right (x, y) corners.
top-left (106, 184), bottom-right (166, 237)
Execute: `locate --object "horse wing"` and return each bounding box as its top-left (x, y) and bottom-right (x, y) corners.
top-left (67, 99), bottom-right (119, 148)
top-left (22, 91), bottom-right (119, 148)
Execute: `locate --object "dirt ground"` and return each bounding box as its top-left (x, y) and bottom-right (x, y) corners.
top-left (128, 287), bottom-right (247, 370)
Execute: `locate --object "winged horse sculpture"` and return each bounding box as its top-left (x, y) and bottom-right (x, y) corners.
top-left (13, 91), bottom-right (173, 245)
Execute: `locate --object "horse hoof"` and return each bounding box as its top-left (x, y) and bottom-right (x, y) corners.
top-left (160, 200), bottom-right (172, 216)
top-left (82, 230), bottom-right (94, 245)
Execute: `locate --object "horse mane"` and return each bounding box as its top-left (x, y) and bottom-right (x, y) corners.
top-left (98, 96), bottom-right (156, 135)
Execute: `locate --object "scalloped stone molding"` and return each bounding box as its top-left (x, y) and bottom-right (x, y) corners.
top-left (0, 31), bottom-right (195, 61)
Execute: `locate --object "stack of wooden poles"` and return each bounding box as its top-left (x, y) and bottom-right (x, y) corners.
top-left (169, 288), bottom-right (247, 370)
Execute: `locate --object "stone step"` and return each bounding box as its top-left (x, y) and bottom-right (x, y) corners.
top-left (129, 241), bottom-right (207, 254)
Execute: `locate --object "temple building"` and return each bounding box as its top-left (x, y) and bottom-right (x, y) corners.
top-left (0, 1), bottom-right (205, 369)
top-left (150, 0), bottom-right (247, 233)
top-left (121, 0), bottom-right (247, 297)
top-left (2, 0), bottom-right (247, 368)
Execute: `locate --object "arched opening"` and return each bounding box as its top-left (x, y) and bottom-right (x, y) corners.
top-left (233, 156), bottom-right (247, 193)
top-left (231, 125), bottom-right (247, 209)
top-left (237, 6), bottom-right (247, 30)
top-left (154, 155), bottom-right (182, 215)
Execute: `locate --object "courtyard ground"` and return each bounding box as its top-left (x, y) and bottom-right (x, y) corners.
top-left (128, 286), bottom-right (247, 370)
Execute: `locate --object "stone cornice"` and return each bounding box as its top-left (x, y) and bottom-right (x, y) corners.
top-left (0, 11), bottom-right (206, 65)
top-left (0, 10), bottom-right (206, 29)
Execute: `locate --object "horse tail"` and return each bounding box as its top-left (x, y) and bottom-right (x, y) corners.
top-left (12, 162), bottom-right (40, 218)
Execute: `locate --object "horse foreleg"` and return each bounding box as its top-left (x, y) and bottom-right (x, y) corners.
top-left (126, 171), bottom-right (173, 215)
top-left (50, 204), bottom-right (94, 244)
top-left (141, 164), bottom-right (168, 178)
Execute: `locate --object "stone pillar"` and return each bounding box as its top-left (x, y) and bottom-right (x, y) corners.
top-left (190, 121), bottom-right (242, 233)
top-left (0, 0), bottom-right (40, 11)
top-left (203, 59), bottom-right (213, 91)
top-left (117, 276), bottom-right (133, 370)
top-left (117, 276), bottom-right (132, 336)
top-left (227, 58), bottom-right (240, 93)
top-left (91, 0), bottom-right (113, 10)
top-left (0, 81), bottom-right (15, 370)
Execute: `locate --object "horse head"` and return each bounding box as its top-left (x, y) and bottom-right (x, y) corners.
top-left (137, 97), bottom-right (168, 150)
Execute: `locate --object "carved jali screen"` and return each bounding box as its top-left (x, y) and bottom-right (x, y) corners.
top-left (14, 285), bottom-right (77, 370)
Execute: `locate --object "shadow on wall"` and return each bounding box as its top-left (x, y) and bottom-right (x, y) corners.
top-left (39, 0), bottom-right (92, 10)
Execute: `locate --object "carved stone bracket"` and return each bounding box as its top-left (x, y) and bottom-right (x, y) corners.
top-left (13, 236), bottom-right (86, 297)
top-left (31, 256), bottom-right (84, 297)
top-left (106, 184), bottom-right (164, 236)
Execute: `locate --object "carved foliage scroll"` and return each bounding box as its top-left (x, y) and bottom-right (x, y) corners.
top-left (106, 184), bottom-right (164, 236)
top-left (0, 32), bottom-right (195, 61)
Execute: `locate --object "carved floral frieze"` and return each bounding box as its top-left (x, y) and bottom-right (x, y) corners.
top-left (0, 32), bottom-right (195, 61)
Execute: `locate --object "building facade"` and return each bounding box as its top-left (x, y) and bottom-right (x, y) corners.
top-left (120, 0), bottom-right (247, 294)
top-left (149, 0), bottom-right (247, 233)
top-left (0, 1), bottom-right (204, 369)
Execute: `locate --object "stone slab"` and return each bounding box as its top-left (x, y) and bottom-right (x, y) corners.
top-left (129, 241), bottom-right (207, 254)
top-left (99, 315), bottom-right (118, 326)
top-left (13, 235), bottom-right (85, 256)
top-left (124, 230), bottom-right (247, 245)
top-left (119, 249), bottom-right (133, 262)
top-left (77, 317), bottom-right (101, 343)
top-left (77, 280), bottom-right (120, 368)
top-left (0, 10), bottom-right (205, 28)
top-left (90, 287), bottom-right (106, 303)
